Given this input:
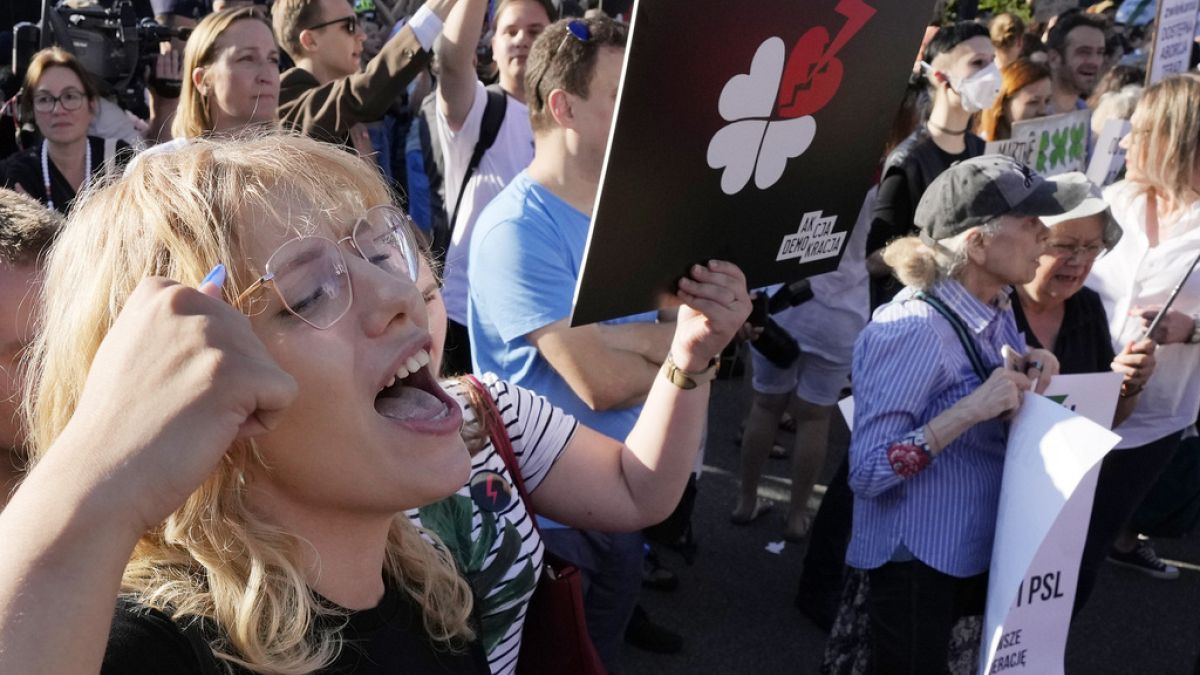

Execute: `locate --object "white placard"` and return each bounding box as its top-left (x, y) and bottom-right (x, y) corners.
top-left (1038, 371), bottom-right (1124, 428)
top-left (1085, 119), bottom-right (1132, 188)
top-left (1148, 0), bottom-right (1200, 85)
top-left (986, 110), bottom-right (1092, 177)
top-left (979, 389), bottom-right (1121, 675)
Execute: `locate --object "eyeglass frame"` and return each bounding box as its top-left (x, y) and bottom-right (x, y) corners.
top-left (32, 89), bottom-right (88, 114)
top-left (1045, 241), bottom-right (1106, 262)
top-left (531, 19), bottom-right (592, 111)
top-left (235, 205), bottom-right (421, 330)
top-left (305, 14), bottom-right (361, 35)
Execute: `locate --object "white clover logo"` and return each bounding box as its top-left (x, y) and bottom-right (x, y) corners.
top-left (705, 0), bottom-right (876, 196)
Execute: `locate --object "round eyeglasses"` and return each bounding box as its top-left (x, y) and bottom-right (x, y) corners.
top-left (33, 89), bottom-right (87, 113)
top-left (236, 205), bottom-right (421, 330)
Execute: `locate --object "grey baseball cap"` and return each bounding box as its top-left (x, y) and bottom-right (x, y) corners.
top-left (1041, 172), bottom-right (1123, 249)
top-left (914, 155), bottom-right (1092, 242)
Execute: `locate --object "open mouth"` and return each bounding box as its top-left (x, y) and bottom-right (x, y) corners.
top-left (374, 348), bottom-right (461, 433)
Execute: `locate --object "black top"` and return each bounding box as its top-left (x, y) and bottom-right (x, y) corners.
top-left (0, 136), bottom-right (131, 215)
top-left (869, 132), bottom-right (986, 308)
top-left (102, 586), bottom-right (490, 675)
top-left (1011, 287), bottom-right (1116, 375)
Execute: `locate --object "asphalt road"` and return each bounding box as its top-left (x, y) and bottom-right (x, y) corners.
top-left (621, 372), bottom-right (1200, 675)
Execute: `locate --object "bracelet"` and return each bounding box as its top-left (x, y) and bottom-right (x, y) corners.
top-left (886, 429), bottom-right (932, 479)
top-left (660, 352), bottom-right (719, 390)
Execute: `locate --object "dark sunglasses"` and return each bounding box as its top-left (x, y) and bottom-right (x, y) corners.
top-left (532, 20), bottom-right (592, 110)
top-left (306, 15), bottom-right (360, 35)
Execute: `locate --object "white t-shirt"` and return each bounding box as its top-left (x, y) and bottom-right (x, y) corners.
top-left (437, 81), bottom-right (534, 324)
top-left (1087, 180), bottom-right (1200, 448)
top-left (407, 375), bottom-right (576, 675)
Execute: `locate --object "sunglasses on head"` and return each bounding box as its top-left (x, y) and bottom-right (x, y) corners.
top-left (532, 20), bottom-right (592, 111)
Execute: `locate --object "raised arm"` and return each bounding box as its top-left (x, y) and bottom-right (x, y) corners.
top-left (434, 0), bottom-right (488, 130)
top-left (0, 278), bottom-right (295, 674)
top-left (279, 0), bottom-right (458, 143)
top-left (530, 261), bottom-right (749, 530)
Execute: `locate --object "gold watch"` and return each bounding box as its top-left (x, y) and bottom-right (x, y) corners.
top-left (661, 352), bottom-right (719, 390)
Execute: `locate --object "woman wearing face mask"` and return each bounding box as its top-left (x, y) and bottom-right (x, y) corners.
top-left (976, 59), bottom-right (1053, 142)
top-left (0, 48), bottom-right (132, 214)
top-left (0, 133), bottom-right (747, 674)
top-left (868, 22), bottom-right (1003, 308)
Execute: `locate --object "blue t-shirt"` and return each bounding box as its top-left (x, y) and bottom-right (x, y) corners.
top-left (468, 170), bottom-right (654, 440)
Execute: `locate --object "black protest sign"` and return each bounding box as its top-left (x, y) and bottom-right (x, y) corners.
top-left (571, 0), bottom-right (931, 325)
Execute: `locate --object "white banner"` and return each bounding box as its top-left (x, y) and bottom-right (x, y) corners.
top-left (1148, 0), bottom-right (1200, 85)
top-left (979, 373), bottom-right (1123, 675)
top-left (985, 110), bottom-right (1092, 177)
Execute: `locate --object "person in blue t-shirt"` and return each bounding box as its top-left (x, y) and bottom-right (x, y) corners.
top-left (468, 15), bottom-right (699, 671)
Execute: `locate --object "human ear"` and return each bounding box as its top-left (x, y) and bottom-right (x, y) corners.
top-left (192, 66), bottom-right (208, 96)
top-left (299, 28), bottom-right (318, 53)
top-left (546, 88), bottom-right (574, 128)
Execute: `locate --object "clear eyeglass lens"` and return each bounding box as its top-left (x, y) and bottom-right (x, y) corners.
top-left (269, 237), bottom-right (352, 329)
top-left (353, 207), bottom-right (419, 282)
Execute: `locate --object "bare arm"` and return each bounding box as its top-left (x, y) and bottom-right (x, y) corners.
top-left (529, 320), bottom-right (661, 411)
top-left (434, 0), bottom-right (488, 130)
top-left (530, 262), bottom-right (750, 530)
top-left (594, 321), bottom-right (674, 364)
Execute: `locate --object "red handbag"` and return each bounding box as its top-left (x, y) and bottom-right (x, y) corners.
top-left (464, 376), bottom-right (607, 675)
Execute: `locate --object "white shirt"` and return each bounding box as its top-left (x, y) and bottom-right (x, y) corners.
top-left (1087, 180), bottom-right (1200, 448)
top-left (437, 81), bottom-right (534, 324)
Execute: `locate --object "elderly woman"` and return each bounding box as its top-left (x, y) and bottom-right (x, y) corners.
top-left (1011, 172), bottom-right (1155, 430)
top-left (0, 48), bottom-right (131, 213)
top-left (849, 155), bottom-right (1087, 674)
top-left (1076, 75), bottom-right (1200, 604)
top-left (0, 134), bottom-right (746, 673)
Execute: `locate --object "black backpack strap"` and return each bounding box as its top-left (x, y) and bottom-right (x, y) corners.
top-left (914, 291), bottom-right (992, 382)
top-left (448, 83), bottom-right (509, 232)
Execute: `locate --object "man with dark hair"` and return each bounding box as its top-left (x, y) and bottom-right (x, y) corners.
top-left (468, 16), bottom-right (684, 670)
top-left (273, 0), bottom-right (458, 150)
top-left (433, 0), bottom-right (556, 375)
top-left (868, 21), bottom-right (999, 307)
top-left (1045, 10), bottom-right (1108, 113)
top-left (0, 189), bottom-right (61, 509)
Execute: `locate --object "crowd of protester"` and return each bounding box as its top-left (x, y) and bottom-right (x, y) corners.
top-left (0, 0), bottom-right (1198, 673)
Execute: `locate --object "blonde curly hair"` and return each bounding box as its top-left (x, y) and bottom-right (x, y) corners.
top-left (24, 132), bottom-right (474, 673)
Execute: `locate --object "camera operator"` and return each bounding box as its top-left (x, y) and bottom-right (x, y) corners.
top-left (0, 48), bottom-right (132, 214)
top-left (141, 0), bottom-right (207, 143)
top-left (732, 191), bottom-right (871, 543)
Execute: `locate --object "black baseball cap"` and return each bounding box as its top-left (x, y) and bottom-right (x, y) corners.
top-left (915, 155), bottom-right (1092, 242)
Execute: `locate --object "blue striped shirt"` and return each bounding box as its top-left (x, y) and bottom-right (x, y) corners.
top-left (847, 279), bottom-right (1025, 577)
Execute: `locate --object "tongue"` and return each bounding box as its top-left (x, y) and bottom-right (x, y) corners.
top-left (375, 385), bottom-right (447, 421)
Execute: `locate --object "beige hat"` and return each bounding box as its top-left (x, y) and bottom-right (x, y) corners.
top-left (1041, 172), bottom-right (1122, 249)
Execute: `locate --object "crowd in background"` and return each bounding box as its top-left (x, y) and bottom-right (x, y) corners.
top-left (0, 0), bottom-right (1198, 673)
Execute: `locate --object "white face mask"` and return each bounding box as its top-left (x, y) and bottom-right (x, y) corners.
top-left (949, 61), bottom-right (1002, 113)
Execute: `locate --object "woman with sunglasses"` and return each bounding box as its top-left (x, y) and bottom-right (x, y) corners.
top-left (0, 133), bottom-right (747, 673)
top-left (0, 48), bottom-right (131, 214)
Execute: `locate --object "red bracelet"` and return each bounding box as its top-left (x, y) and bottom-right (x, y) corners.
top-left (887, 430), bottom-right (932, 479)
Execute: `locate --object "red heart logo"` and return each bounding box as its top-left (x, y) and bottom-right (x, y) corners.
top-left (775, 26), bottom-right (844, 119)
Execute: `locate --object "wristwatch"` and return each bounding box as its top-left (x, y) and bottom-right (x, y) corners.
top-left (661, 352), bottom-right (719, 390)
